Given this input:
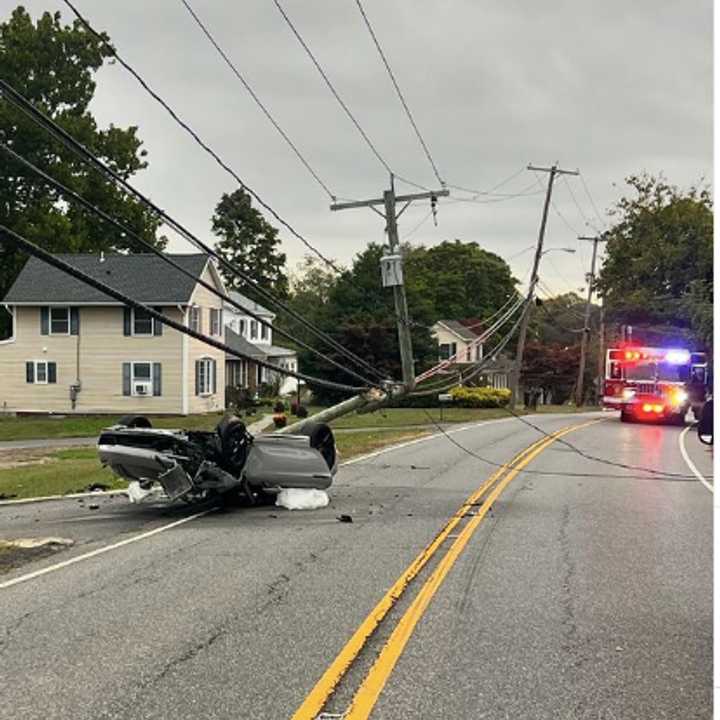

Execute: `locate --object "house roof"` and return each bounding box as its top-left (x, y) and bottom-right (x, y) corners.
top-left (224, 291), bottom-right (274, 318)
top-left (434, 320), bottom-right (478, 341)
top-left (224, 328), bottom-right (296, 361)
top-left (225, 326), bottom-right (262, 359)
top-left (3, 253), bottom-right (211, 305)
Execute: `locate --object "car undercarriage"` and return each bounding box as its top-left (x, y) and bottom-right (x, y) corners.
top-left (97, 415), bottom-right (337, 504)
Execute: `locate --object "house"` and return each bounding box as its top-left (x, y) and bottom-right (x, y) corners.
top-left (0, 253), bottom-right (226, 415)
top-left (430, 319), bottom-right (510, 389)
top-left (223, 291), bottom-right (298, 396)
top-left (432, 320), bottom-right (484, 364)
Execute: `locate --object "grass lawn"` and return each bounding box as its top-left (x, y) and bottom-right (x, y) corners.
top-left (0, 448), bottom-right (126, 500)
top-left (0, 408), bottom-right (279, 442)
top-left (335, 429), bottom-right (430, 461)
top-left (326, 404), bottom-right (600, 430)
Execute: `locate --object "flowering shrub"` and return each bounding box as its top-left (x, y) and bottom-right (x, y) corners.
top-left (449, 386), bottom-right (511, 408)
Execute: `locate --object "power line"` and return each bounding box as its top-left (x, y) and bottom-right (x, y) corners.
top-left (0, 224), bottom-right (369, 394)
top-left (444, 166), bottom-right (526, 197)
top-left (354, 0), bottom-right (444, 187)
top-left (0, 140), bottom-right (381, 388)
top-left (0, 78), bottom-right (388, 383)
top-left (562, 174), bottom-right (599, 234)
top-left (579, 173), bottom-right (607, 230)
top-left (61, 0), bottom-right (346, 278)
top-left (418, 410), bottom-right (698, 481)
top-left (271, 0), bottom-right (426, 192)
top-left (179, 0), bottom-right (337, 201)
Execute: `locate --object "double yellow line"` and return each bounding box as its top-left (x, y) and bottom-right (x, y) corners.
top-left (292, 419), bottom-right (599, 720)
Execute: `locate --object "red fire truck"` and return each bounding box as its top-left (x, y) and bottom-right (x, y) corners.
top-left (603, 346), bottom-right (708, 424)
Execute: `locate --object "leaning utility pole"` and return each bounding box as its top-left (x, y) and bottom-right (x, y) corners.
top-left (509, 163), bottom-right (578, 410)
top-left (574, 234), bottom-right (606, 407)
top-left (330, 175), bottom-right (449, 391)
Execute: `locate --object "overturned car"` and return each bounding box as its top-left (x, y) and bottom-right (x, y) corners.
top-left (97, 415), bottom-right (337, 504)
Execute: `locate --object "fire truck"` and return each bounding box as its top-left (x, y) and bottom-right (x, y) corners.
top-left (603, 346), bottom-right (708, 424)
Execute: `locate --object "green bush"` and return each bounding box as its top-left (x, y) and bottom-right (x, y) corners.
top-left (449, 386), bottom-right (511, 408)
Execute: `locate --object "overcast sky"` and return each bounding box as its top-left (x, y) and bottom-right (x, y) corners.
top-left (15, 0), bottom-right (714, 296)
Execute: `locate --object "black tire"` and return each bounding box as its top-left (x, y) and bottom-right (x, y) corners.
top-left (117, 414), bottom-right (152, 428)
top-left (620, 410), bottom-right (631, 423)
top-left (216, 416), bottom-right (251, 472)
top-left (297, 422), bottom-right (336, 469)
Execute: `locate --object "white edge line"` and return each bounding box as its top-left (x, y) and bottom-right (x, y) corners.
top-left (0, 489), bottom-right (128, 507)
top-left (679, 425), bottom-right (713, 493)
top-left (0, 509), bottom-right (213, 591)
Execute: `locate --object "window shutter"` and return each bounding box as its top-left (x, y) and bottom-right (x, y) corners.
top-left (26, 362), bottom-right (34, 384)
top-left (47, 362), bottom-right (57, 384)
top-left (195, 360), bottom-right (201, 396)
top-left (122, 363), bottom-right (131, 396)
top-left (197, 308), bottom-right (203, 334)
top-left (212, 359), bottom-right (217, 394)
top-left (40, 307), bottom-right (49, 335)
top-left (123, 307), bottom-right (131, 336)
top-left (153, 307), bottom-right (163, 336)
top-left (70, 308), bottom-right (80, 335)
top-left (152, 363), bottom-right (162, 396)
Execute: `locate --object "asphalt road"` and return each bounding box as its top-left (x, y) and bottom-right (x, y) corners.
top-left (0, 411), bottom-right (712, 720)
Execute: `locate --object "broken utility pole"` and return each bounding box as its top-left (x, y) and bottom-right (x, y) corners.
top-left (574, 234), bottom-right (607, 407)
top-left (330, 175), bottom-right (449, 391)
top-left (509, 163), bottom-right (579, 410)
top-left (279, 176), bottom-right (449, 434)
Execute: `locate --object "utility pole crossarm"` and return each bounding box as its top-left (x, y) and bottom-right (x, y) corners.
top-left (330, 188), bottom-right (449, 212)
top-left (527, 164), bottom-right (579, 176)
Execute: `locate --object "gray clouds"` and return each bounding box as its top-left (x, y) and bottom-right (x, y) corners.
top-left (12, 0), bottom-right (713, 293)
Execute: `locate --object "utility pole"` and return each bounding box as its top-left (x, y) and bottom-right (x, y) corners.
top-left (574, 234), bottom-right (606, 407)
top-left (330, 175), bottom-right (449, 391)
top-left (509, 163), bottom-right (578, 410)
top-left (596, 300), bottom-right (605, 405)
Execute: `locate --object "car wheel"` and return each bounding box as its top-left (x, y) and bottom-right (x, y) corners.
top-left (217, 416), bottom-right (251, 472)
top-left (620, 410), bottom-right (632, 423)
top-left (117, 414), bottom-right (152, 428)
top-left (297, 422), bottom-right (336, 470)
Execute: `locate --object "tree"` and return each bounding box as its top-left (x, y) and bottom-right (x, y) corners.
top-left (286, 240), bottom-right (518, 403)
top-left (0, 7), bottom-right (162, 335)
top-left (597, 173), bottom-right (712, 348)
top-left (211, 188), bottom-right (289, 301)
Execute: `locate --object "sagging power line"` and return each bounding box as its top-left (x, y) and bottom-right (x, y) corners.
top-left (0, 140), bottom-right (382, 389)
top-left (0, 225), bottom-right (369, 394)
top-left (0, 78), bottom-right (388, 384)
top-left (61, 0), bottom-right (346, 278)
top-left (179, 0), bottom-right (338, 202)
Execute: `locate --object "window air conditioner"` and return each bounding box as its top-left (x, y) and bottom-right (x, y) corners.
top-left (134, 382), bottom-right (151, 396)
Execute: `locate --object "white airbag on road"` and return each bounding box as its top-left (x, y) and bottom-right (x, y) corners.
top-left (275, 488), bottom-right (329, 510)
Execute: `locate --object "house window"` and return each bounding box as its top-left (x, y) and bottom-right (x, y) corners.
top-left (261, 323), bottom-right (269, 341)
top-left (210, 308), bottom-right (222, 336)
top-left (439, 343), bottom-right (457, 360)
top-left (26, 360), bottom-right (57, 384)
top-left (132, 308), bottom-right (153, 336)
top-left (250, 320), bottom-right (258, 340)
top-left (189, 306), bottom-right (201, 333)
top-left (196, 357), bottom-right (215, 396)
top-left (122, 361), bottom-right (161, 396)
top-left (50, 307), bottom-right (70, 335)
top-left (466, 347), bottom-right (472, 362)
top-left (132, 362), bottom-right (152, 395)
top-left (239, 319), bottom-right (246, 336)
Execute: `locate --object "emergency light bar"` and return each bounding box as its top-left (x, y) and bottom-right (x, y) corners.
top-left (664, 349), bottom-right (691, 364)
